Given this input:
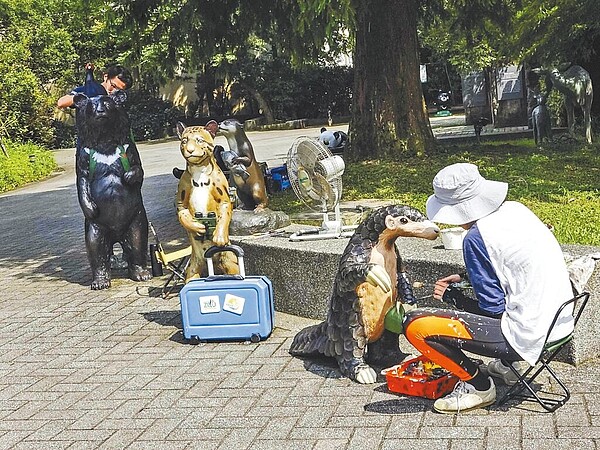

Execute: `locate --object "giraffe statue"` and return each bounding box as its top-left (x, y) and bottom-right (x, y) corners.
top-left (533, 65), bottom-right (593, 144)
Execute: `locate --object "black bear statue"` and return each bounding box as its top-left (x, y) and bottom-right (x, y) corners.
top-left (73, 90), bottom-right (151, 289)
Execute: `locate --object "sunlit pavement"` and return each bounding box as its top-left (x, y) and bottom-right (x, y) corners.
top-left (0, 123), bottom-right (596, 449)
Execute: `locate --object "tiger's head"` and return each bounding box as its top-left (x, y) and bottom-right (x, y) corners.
top-left (176, 120), bottom-right (219, 166)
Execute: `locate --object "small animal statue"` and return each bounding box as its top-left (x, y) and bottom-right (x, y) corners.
top-left (289, 205), bottom-right (440, 384)
top-left (533, 65), bottom-right (593, 143)
top-left (175, 121), bottom-right (239, 281)
top-left (73, 90), bottom-right (151, 290)
top-left (218, 119), bottom-right (269, 211)
top-left (319, 127), bottom-right (348, 153)
top-left (532, 94), bottom-right (552, 146)
top-left (473, 117), bottom-right (489, 143)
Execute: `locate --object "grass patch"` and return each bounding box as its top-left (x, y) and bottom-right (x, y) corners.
top-left (0, 140), bottom-right (58, 193)
top-left (269, 139), bottom-right (600, 246)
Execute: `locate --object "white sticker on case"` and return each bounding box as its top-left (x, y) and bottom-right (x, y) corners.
top-left (223, 294), bottom-right (245, 315)
top-left (199, 295), bottom-right (220, 314)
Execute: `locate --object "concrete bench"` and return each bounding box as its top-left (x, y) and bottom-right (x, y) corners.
top-left (232, 232), bottom-right (599, 366)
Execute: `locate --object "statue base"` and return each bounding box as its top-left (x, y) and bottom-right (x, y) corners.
top-left (230, 208), bottom-right (291, 236)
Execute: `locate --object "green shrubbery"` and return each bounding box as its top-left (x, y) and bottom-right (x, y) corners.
top-left (127, 90), bottom-right (183, 141)
top-left (51, 119), bottom-right (77, 149)
top-left (0, 141), bottom-right (58, 193)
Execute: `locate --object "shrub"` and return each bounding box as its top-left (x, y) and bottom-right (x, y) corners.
top-left (0, 42), bottom-right (55, 147)
top-left (0, 140), bottom-right (58, 193)
top-left (51, 119), bottom-right (76, 149)
top-left (257, 65), bottom-right (353, 121)
top-left (126, 90), bottom-right (183, 141)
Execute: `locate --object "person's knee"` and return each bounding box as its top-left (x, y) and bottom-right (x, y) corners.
top-left (403, 312), bottom-right (432, 344)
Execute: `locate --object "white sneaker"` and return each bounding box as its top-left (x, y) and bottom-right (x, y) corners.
top-left (433, 377), bottom-right (496, 414)
top-left (487, 359), bottom-right (528, 386)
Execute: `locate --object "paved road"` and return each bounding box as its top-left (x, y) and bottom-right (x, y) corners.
top-left (0, 124), bottom-right (598, 449)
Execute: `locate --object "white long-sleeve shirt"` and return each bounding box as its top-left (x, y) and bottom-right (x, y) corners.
top-left (464, 201), bottom-right (574, 365)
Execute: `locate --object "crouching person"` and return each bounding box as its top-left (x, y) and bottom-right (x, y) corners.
top-left (404, 163), bottom-right (574, 414)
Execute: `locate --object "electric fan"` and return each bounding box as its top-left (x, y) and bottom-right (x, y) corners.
top-left (286, 137), bottom-right (357, 241)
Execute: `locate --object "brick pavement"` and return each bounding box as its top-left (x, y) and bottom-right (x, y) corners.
top-left (0, 146), bottom-right (599, 449)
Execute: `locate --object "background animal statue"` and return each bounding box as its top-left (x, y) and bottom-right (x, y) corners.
top-left (532, 94), bottom-right (552, 146)
top-left (473, 117), bottom-right (489, 143)
top-left (319, 127), bottom-right (348, 154)
top-left (175, 121), bottom-right (238, 281)
top-left (73, 90), bottom-right (151, 290)
top-left (289, 205), bottom-right (439, 384)
top-left (217, 119), bottom-right (269, 211)
top-left (533, 65), bottom-right (593, 143)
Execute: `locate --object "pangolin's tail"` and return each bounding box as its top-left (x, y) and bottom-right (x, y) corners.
top-left (289, 321), bottom-right (329, 356)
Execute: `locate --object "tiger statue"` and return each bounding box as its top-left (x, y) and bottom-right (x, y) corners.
top-left (175, 120), bottom-right (239, 281)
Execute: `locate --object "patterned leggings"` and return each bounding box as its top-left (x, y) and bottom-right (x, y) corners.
top-left (403, 308), bottom-right (521, 380)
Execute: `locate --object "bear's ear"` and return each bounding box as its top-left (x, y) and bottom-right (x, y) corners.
top-left (320, 127), bottom-right (327, 133)
top-left (73, 93), bottom-right (88, 108)
top-left (176, 122), bottom-right (186, 139)
top-left (205, 120), bottom-right (218, 138)
top-left (111, 89), bottom-right (128, 106)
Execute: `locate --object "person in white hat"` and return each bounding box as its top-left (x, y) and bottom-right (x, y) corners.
top-left (403, 162), bottom-right (574, 414)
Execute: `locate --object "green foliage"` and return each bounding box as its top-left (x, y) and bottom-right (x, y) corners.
top-left (241, 60), bottom-right (353, 121)
top-left (106, 0), bottom-right (354, 83)
top-left (202, 38), bottom-right (353, 122)
top-left (0, 0), bottom-right (78, 147)
top-left (295, 65), bottom-right (353, 119)
top-left (0, 140), bottom-right (58, 193)
top-left (51, 120), bottom-right (77, 150)
top-left (127, 90), bottom-right (183, 141)
top-left (0, 35), bottom-right (54, 146)
top-left (419, 0), bottom-right (518, 73)
top-left (514, 0), bottom-right (600, 65)
top-left (270, 139), bottom-right (600, 246)
top-left (421, 0), bottom-right (600, 75)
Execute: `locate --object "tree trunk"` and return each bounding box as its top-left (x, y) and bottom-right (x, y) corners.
top-left (348, 0), bottom-right (435, 160)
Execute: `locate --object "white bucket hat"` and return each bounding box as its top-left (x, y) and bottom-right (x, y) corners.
top-left (426, 163), bottom-right (508, 225)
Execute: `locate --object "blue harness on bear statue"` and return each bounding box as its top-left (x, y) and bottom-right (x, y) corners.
top-left (85, 144), bottom-right (131, 179)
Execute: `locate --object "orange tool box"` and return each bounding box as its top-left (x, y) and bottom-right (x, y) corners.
top-left (382, 356), bottom-right (459, 399)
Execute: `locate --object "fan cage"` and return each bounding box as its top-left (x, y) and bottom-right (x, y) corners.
top-left (287, 137), bottom-right (343, 212)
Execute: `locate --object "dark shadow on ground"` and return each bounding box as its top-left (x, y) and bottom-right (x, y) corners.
top-left (301, 357), bottom-right (345, 380)
top-left (141, 309), bottom-right (188, 345)
top-left (142, 309), bottom-right (182, 328)
top-left (364, 398), bottom-right (433, 414)
top-left (0, 172), bottom-right (185, 287)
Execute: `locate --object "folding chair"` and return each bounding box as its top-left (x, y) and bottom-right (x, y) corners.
top-left (148, 222), bottom-right (192, 298)
top-left (497, 291), bottom-right (590, 412)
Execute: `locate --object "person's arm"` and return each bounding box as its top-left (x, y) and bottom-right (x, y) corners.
top-left (57, 94), bottom-right (74, 109)
top-left (57, 85), bottom-right (85, 109)
top-left (462, 225), bottom-right (505, 315)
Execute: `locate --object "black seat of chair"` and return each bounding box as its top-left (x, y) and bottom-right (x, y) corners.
top-left (497, 291), bottom-right (590, 412)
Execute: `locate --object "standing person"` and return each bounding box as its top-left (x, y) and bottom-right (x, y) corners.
top-left (57, 63), bottom-right (133, 109)
top-left (403, 163), bottom-right (574, 414)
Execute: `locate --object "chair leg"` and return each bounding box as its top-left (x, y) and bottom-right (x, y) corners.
top-left (496, 358), bottom-right (570, 412)
top-left (161, 271), bottom-right (179, 298)
top-left (161, 256), bottom-right (190, 298)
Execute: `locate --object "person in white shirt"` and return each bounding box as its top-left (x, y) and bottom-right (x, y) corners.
top-left (403, 163), bottom-right (573, 414)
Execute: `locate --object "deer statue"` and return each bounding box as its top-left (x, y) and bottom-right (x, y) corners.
top-left (532, 65), bottom-right (593, 144)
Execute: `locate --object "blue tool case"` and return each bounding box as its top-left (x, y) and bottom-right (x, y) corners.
top-left (179, 245), bottom-right (274, 343)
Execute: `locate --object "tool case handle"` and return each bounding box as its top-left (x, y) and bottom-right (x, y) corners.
top-left (204, 245), bottom-right (246, 279)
